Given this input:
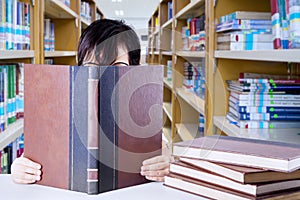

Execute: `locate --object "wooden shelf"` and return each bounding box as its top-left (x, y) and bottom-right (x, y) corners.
top-left (163, 127), bottom-right (172, 144)
top-left (214, 116), bottom-right (300, 144)
top-left (214, 50), bottom-right (300, 63)
top-left (163, 102), bottom-right (172, 121)
top-left (162, 51), bottom-right (173, 56)
top-left (164, 78), bottom-right (172, 90)
top-left (0, 50), bottom-right (35, 59)
top-left (81, 18), bottom-right (91, 29)
top-left (45, 0), bottom-right (78, 19)
top-left (0, 119), bottom-right (24, 150)
top-left (161, 19), bottom-right (172, 29)
top-left (45, 51), bottom-right (76, 58)
top-left (175, 0), bottom-right (205, 19)
top-left (154, 51), bottom-right (160, 55)
top-left (175, 123), bottom-right (199, 141)
top-left (176, 88), bottom-right (205, 115)
top-left (176, 50), bottom-right (205, 58)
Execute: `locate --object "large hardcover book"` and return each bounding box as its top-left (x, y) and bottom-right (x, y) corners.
top-left (179, 157), bottom-right (300, 184)
top-left (173, 135), bottom-right (300, 172)
top-left (220, 11), bottom-right (272, 23)
top-left (170, 161), bottom-right (300, 196)
top-left (24, 64), bottom-right (163, 194)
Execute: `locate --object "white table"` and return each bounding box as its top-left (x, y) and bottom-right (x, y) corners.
top-left (0, 174), bottom-right (206, 200)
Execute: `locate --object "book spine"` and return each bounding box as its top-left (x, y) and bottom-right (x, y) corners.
top-left (0, 0), bottom-right (5, 50)
top-left (237, 105), bottom-right (300, 113)
top-left (87, 67), bottom-right (99, 194)
top-left (238, 112), bottom-right (300, 121)
top-left (271, 0), bottom-right (282, 48)
top-left (0, 68), bottom-right (4, 131)
top-left (289, 1), bottom-right (300, 48)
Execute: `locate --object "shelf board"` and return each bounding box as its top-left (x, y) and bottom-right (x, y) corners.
top-left (164, 78), bottom-right (172, 90)
top-left (176, 50), bottom-right (205, 58)
top-left (163, 127), bottom-right (172, 144)
top-left (81, 18), bottom-right (91, 29)
top-left (161, 19), bottom-right (173, 30)
top-left (214, 50), bottom-right (300, 63)
top-left (162, 51), bottom-right (173, 56)
top-left (163, 102), bottom-right (172, 121)
top-left (0, 119), bottom-right (24, 150)
top-left (154, 51), bottom-right (160, 55)
top-left (176, 88), bottom-right (205, 115)
top-left (154, 29), bottom-right (159, 35)
top-left (175, 123), bottom-right (199, 141)
top-left (214, 116), bottom-right (300, 145)
top-left (45, 51), bottom-right (77, 58)
top-left (0, 50), bottom-right (35, 59)
top-left (45, 0), bottom-right (78, 19)
top-left (175, 0), bottom-right (205, 19)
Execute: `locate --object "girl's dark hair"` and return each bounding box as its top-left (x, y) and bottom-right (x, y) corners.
top-left (78, 19), bottom-right (141, 66)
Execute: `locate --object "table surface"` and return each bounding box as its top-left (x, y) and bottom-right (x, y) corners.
top-left (0, 174), bottom-right (206, 200)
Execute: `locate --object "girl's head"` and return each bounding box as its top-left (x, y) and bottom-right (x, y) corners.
top-left (78, 19), bottom-right (141, 66)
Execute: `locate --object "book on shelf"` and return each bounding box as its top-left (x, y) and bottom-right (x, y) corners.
top-left (229, 90), bottom-right (300, 101)
top-left (59, 0), bottom-right (70, 7)
top-left (170, 161), bottom-right (300, 196)
top-left (164, 173), bottom-right (300, 200)
top-left (1, 134), bottom-right (23, 174)
top-left (81, 1), bottom-right (92, 22)
top-left (219, 11), bottom-right (271, 24)
top-left (24, 64), bottom-right (163, 194)
top-left (44, 19), bottom-right (55, 52)
top-left (216, 19), bottom-right (272, 33)
top-left (0, 0), bottom-right (30, 50)
top-left (167, 2), bottom-right (172, 20)
top-left (217, 41), bottom-right (273, 51)
top-left (180, 157), bottom-right (300, 184)
top-left (217, 31), bottom-right (273, 43)
top-left (226, 112), bottom-right (300, 129)
top-left (0, 63), bottom-right (24, 132)
top-left (172, 135), bottom-right (300, 172)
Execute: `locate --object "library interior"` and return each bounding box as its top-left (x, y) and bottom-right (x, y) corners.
top-left (1, 0), bottom-right (300, 199)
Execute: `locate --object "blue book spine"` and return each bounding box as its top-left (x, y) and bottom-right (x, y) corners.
top-left (239, 112), bottom-right (300, 121)
top-left (6, 0), bottom-right (13, 50)
top-left (16, 2), bottom-right (22, 50)
top-left (238, 106), bottom-right (300, 113)
top-left (168, 2), bottom-right (172, 20)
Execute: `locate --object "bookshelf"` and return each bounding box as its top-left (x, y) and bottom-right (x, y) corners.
top-left (0, 119), bottom-right (24, 150)
top-left (175, 123), bottom-right (199, 141)
top-left (148, 0), bottom-right (300, 152)
top-left (0, 0), bottom-right (104, 155)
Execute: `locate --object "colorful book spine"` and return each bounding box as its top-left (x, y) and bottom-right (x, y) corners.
top-left (271, 0), bottom-right (282, 48)
top-left (0, 68), bottom-right (4, 131)
top-left (233, 104), bottom-right (300, 113)
top-left (0, 0), bottom-right (5, 50)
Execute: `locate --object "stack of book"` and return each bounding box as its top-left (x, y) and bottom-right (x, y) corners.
top-left (226, 72), bottom-right (300, 129)
top-left (182, 14), bottom-right (205, 51)
top-left (182, 61), bottom-right (205, 98)
top-left (0, 0), bottom-right (31, 50)
top-left (0, 63), bottom-right (24, 132)
top-left (217, 11), bottom-right (273, 51)
top-left (44, 19), bottom-right (55, 52)
top-left (165, 136), bottom-right (300, 199)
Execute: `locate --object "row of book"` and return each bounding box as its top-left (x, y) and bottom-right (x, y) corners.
top-left (59, 0), bottom-right (70, 7)
top-left (80, 1), bottom-right (92, 23)
top-left (0, 0), bottom-right (31, 51)
top-left (166, 60), bottom-right (172, 82)
top-left (226, 72), bottom-right (300, 129)
top-left (271, 0), bottom-right (300, 49)
top-left (165, 136), bottom-right (300, 199)
top-left (44, 58), bottom-right (54, 65)
top-left (0, 134), bottom-right (23, 174)
top-left (0, 63), bottom-right (24, 132)
top-left (44, 19), bottom-right (55, 52)
top-left (182, 60), bottom-right (205, 99)
top-left (217, 11), bottom-right (273, 51)
top-left (198, 114), bottom-right (204, 136)
top-left (182, 15), bottom-right (205, 51)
